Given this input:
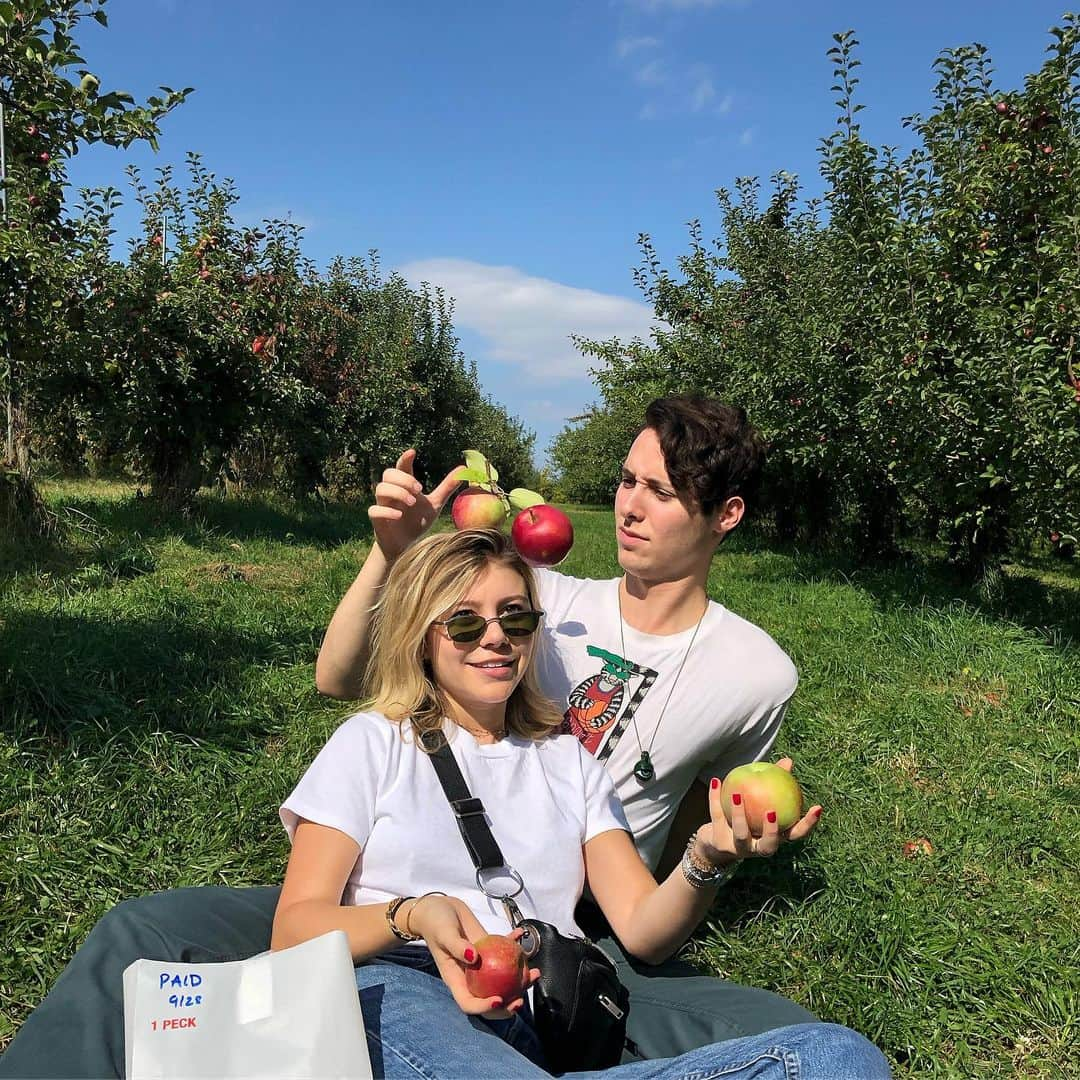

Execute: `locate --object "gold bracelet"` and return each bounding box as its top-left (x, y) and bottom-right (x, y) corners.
top-left (404, 891), bottom-right (449, 937)
top-left (386, 896), bottom-right (421, 942)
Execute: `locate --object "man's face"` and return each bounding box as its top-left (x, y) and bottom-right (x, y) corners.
top-left (613, 427), bottom-right (727, 584)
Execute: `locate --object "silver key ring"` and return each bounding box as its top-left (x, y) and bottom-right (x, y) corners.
top-left (475, 866), bottom-right (524, 899)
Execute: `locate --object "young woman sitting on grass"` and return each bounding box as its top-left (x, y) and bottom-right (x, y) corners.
top-left (272, 527), bottom-right (892, 1079)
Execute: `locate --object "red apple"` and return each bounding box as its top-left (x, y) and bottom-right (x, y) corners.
top-left (452, 487), bottom-right (507, 530)
top-left (38, 151), bottom-right (50, 164)
top-left (252, 336), bottom-right (267, 355)
top-left (464, 934), bottom-right (528, 1003)
top-left (511, 505), bottom-right (574, 567)
top-left (720, 761), bottom-right (804, 835)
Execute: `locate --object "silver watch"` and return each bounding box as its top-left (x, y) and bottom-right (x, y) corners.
top-left (680, 834), bottom-right (739, 888)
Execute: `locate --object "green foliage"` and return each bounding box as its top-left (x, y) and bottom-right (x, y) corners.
top-left (554, 21), bottom-right (1080, 574)
top-left (1, 3), bottom-right (535, 518)
top-left (0, 0), bottom-right (191, 487)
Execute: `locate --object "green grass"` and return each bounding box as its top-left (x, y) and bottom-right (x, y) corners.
top-left (2, 480), bottom-right (1078, 1077)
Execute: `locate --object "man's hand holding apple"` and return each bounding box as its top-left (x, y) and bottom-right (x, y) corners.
top-left (404, 893), bottom-right (539, 1019)
top-left (369, 449), bottom-right (465, 561)
top-left (696, 758), bottom-right (823, 868)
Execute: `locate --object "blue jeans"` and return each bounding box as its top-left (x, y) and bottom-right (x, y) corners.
top-left (357, 950), bottom-right (892, 1079)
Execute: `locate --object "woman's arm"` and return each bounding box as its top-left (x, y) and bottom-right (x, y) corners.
top-left (315, 450), bottom-right (463, 699)
top-left (585, 774), bottom-right (822, 965)
top-left (272, 820), bottom-right (537, 1016)
top-left (271, 820), bottom-right (404, 959)
top-left (583, 829), bottom-right (731, 966)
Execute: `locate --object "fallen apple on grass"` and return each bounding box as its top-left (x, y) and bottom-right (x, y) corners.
top-left (719, 761), bottom-right (803, 834)
top-left (464, 933), bottom-right (529, 1002)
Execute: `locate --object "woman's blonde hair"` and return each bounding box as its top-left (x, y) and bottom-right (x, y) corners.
top-left (363, 528), bottom-right (564, 746)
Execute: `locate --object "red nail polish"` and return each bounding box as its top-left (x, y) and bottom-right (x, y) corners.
top-left (710, 777), bottom-right (719, 790)
top-left (731, 792), bottom-right (742, 806)
top-left (464, 948), bottom-right (476, 963)
top-left (814, 807), bottom-right (823, 817)
top-left (767, 810), bottom-right (777, 824)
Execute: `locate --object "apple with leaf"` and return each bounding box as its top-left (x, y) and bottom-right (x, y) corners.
top-left (453, 450), bottom-right (574, 567)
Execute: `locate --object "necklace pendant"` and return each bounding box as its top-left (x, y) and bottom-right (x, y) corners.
top-left (633, 751), bottom-right (655, 783)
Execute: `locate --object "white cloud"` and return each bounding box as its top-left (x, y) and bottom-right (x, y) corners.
top-left (689, 73), bottom-right (714, 111)
top-left (634, 58), bottom-right (667, 87)
top-left (398, 259), bottom-right (657, 381)
top-left (615, 35), bottom-right (661, 59)
top-left (715, 91), bottom-right (734, 115)
top-left (638, 101), bottom-right (659, 120)
top-left (739, 126), bottom-right (756, 145)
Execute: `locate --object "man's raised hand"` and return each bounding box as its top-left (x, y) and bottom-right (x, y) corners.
top-left (369, 450), bottom-right (465, 561)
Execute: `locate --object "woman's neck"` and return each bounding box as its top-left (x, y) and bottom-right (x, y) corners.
top-left (444, 701), bottom-right (508, 744)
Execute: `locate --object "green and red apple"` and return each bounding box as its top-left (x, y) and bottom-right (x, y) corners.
top-left (720, 761), bottom-right (803, 834)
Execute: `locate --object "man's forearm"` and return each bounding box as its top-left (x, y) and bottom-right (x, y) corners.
top-left (314, 544), bottom-right (391, 699)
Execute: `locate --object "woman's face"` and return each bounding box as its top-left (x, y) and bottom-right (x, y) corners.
top-left (425, 563), bottom-right (538, 728)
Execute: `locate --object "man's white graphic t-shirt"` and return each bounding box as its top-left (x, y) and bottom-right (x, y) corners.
top-left (534, 570), bottom-right (798, 870)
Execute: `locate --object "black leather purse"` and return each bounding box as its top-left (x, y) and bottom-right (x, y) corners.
top-left (425, 734), bottom-right (630, 1075)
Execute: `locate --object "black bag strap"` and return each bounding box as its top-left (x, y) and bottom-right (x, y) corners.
top-left (425, 733), bottom-right (506, 872)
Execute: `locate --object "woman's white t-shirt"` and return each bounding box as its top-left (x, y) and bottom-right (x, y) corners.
top-left (280, 711), bottom-right (630, 937)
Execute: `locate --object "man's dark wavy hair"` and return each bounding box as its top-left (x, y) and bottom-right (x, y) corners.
top-left (642, 396), bottom-right (766, 517)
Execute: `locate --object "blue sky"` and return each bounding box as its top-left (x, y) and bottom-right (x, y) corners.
top-left (65, 0), bottom-right (1072, 465)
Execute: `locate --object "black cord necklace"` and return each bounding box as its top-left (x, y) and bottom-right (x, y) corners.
top-left (618, 584), bottom-right (707, 784)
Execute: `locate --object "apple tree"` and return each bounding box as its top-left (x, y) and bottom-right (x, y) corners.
top-left (0, 0), bottom-right (189, 530)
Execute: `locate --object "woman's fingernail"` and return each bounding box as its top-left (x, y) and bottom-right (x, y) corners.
top-left (464, 948), bottom-right (476, 963)
top-left (732, 793), bottom-right (742, 806)
top-left (767, 811), bottom-right (777, 824)
top-left (814, 807), bottom-right (823, 818)
top-left (710, 777), bottom-right (719, 790)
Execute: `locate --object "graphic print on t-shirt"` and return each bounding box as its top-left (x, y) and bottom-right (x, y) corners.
top-left (562, 645), bottom-right (658, 759)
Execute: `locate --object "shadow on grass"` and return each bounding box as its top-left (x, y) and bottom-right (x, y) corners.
top-left (0, 604), bottom-right (324, 749)
top-left (705, 856), bottom-right (829, 934)
top-left (732, 527), bottom-right (1080, 655)
top-left (51, 490), bottom-right (372, 549)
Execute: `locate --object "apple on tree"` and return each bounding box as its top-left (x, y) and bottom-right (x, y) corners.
top-left (512, 504), bottom-right (574, 568)
top-left (719, 761), bottom-right (804, 834)
top-left (449, 450), bottom-right (574, 567)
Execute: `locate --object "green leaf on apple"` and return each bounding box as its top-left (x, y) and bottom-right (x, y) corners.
top-left (457, 468), bottom-right (493, 486)
top-left (508, 488), bottom-right (545, 510)
top-left (463, 449), bottom-right (498, 484)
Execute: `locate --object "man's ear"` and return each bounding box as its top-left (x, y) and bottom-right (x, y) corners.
top-left (712, 495), bottom-right (745, 543)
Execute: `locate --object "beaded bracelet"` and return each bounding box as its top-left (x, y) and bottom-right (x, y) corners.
top-left (680, 834), bottom-right (739, 889)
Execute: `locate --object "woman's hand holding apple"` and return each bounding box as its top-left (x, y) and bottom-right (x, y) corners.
top-left (369, 449), bottom-right (465, 560)
top-left (404, 894), bottom-right (539, 1018)
top-left (696, 758), bottom-right (823, 866)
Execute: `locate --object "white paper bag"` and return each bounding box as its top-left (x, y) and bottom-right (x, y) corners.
top-left (123, 930), bottom-right (372, 1079)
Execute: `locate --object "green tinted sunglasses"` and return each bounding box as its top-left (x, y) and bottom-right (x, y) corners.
top-left (432, 610), bottom-right (544, 644)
